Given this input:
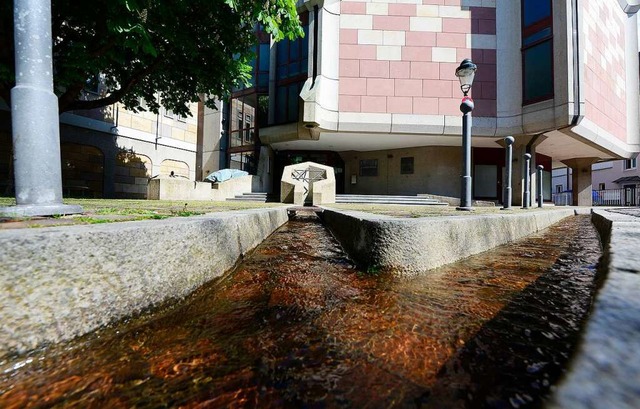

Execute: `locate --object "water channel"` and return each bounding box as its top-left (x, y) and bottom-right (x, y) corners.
top-left (0, 213), bottom-right (602, 408)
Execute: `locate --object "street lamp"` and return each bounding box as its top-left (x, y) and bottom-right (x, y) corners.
top-left (455, 58), bottom-right (477, 211)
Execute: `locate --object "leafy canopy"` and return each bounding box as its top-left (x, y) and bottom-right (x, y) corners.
top-left (0, 0), bottom-right (303, 116)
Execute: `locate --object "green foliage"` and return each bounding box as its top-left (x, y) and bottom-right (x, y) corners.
top-left (0, 0), bottom-right (303, 116)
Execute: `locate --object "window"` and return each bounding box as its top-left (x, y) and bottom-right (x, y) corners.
top-left (359, 159), bottom-right (378, 177)
top-left (522, 0), bottom-right (553, 104)
top-left (229, 94), bottom-right (257, 148)
top-left (400, 157), bottom-right (414, 174)
top-left (624, 158), bottom-right (637, 170)
top-left (229, 151), bottom-right (256, 173)
top-left (555, 185), bottom-right (563, 193)
top-left (275, 12), bottom-right (309, 125)
top-left (598, 183), bottom-right (606, 190)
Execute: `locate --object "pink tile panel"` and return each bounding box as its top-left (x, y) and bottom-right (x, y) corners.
top-left (340, 59), bottom-right (360, 77)
top-left (396, 79), bottom-right (423, 97)
top-left (405, 32), bottom-right (437, 47)
top-left (340, 29), bottom-right (358, 45)
top-left (373, 16), bottom-right (410, 31)
top-left (387, 97), bottom-right (413, 114)
top-left (339, 95), bottom-right (361, 112)
top-left (437, 33), bottom-right (467, 48)
top-left (581, 0), bottom-right (627, 141)
top-left (413, 97), bottom-right (439, 115)
top-left (340, 2), bottom-right (366, 14)
top-left (388, 4), bottom-right (416, 16)
top-left (361, 96), bottom-right (388, 113)
top-left (390, 62), bottom-right (411, 78)
top-left (338, 2), bottom-right (498, 119)
top-left (340, 78), bottom-right (367, 95)
top-left (340, 44), bottom-right (377, 60)
top-left (367, 79), bottom-right (395, 96)
top-left (360, 60), bottom-right (390, 78)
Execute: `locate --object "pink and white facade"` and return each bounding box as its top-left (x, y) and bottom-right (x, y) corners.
top-left (254, 0), bottom-right (640, 205)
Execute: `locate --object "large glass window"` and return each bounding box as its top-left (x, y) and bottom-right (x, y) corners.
top-left (522, 0), bottom-right (553, 104)
top-left (275, 12), bottom-right (309, 125)
top-left (229, 94), bottom-right (257, 149)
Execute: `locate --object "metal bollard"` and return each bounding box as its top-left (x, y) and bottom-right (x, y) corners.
top-left (537, 165), bottom-right (544, 208)
top-left (502, 136), bottom-right (515, 210)
top-left (523, 153), bottom-right (531, 209)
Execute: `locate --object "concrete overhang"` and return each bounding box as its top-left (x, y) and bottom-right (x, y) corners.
top-left (618, 0), bottom-right (640, 14)
top-left (269, 130), bottom-right (504, 152)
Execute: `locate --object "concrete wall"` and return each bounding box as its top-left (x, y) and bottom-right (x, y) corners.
top-left (0, 207), bottom-right (289, 358)
top-left (340, 145), bottom-right (461, 196)
top-left (321, 207), bottom-right (575, 274)
top-left (147, 175), bottom-right (256, 201)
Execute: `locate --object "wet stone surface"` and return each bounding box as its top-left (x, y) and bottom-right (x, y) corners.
top-left (0, 214), bottom-right (601, 408)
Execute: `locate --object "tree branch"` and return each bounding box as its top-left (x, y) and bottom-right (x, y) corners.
top-left (61, 57), bottom-right (164, 112)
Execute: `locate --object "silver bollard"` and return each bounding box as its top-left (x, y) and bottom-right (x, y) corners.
top-left (523, 153), bottom-right (532, 209)
top-left (501, 136), bottom-right (515, 210)
top-left (537, 164), bottom-right (544, 208)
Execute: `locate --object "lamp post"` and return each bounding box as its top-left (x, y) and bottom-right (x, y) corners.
top-left (455, 58), bottom-right (477, 211)
top-left (0, 0), bottom-right (82, 217)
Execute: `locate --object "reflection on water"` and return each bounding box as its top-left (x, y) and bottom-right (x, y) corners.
top-left (0, 213), bottom-right (601, 408)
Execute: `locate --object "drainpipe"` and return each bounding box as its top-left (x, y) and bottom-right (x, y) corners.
top-left (570, 0), bottom-right (582, 126)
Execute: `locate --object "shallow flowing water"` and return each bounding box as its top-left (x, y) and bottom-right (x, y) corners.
top-left (0, 213), bottom-right (601, 408)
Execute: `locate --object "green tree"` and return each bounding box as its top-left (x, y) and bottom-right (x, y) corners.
top-left (0, 0), bottom-right (302, 117)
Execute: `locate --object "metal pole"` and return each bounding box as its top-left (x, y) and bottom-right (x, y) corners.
top-left (501, 136), bottom-right (514, 210)
top-left (0, 0), bottom-right (82, 217)
top-left (537, 164), bottom-right (544, 207)
top-left (523, 153), bottom-right (531, 209)
top-left (457, 97), bottom-right (474, 211)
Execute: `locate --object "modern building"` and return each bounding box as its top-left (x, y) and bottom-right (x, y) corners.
top-left (2, 0), bottom-right (638, 205)
top-left (222, 0), bottom-right (640, 206)
top-left (552, 157), bottom-right (639, 206)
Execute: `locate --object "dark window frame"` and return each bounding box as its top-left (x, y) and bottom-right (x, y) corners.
top-left (624, 158), bottom-right (637, 170)
top-left (274, 12), bottom-right (310, 125)
top-left (521, 0), bottom-right (554, 105)
top-left (359, 159), bottom-right (378, 177)
top-left (400, 157), bottom-right (414, 175)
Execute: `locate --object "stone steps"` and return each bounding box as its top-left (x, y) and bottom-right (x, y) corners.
top-left (335, 194), bottom-right (448, 206)
top-left (227, 193), bottom-right (276, 203)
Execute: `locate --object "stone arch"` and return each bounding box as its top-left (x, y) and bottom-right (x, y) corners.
top-left (160, 159), bottom-right (190, 179)
top-left (115, 149), bottom-right (153, 199)
top-left (61, 143), bottom-right (105, 198)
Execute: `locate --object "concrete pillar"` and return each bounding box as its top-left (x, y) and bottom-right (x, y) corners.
top-left (562, 158), bottom-right (599, 206)
top-left (0, 0), bottom-right (81, 217)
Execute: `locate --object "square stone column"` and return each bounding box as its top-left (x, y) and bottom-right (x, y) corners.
top-left (562, 158), bottom-right (599, 206)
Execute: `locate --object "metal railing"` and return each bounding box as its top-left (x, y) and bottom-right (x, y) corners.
top-left (553, 189), bottom-right (639, 206)
top-left (552, 192), bottom-right (573, 206)
top-left (592, 188), bottom-right (638, 206)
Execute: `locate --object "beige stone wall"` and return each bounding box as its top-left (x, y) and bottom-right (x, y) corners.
top-left (340, 146), bottom-right (461, 197)
top-left (115, 150), bottom-right (152, 199)
top-left (160, 159), bottom-right (190, 178)
top-left (117, 102), bottom-right (199, 145)
top-left (61, 143), bottom-right (105, 198)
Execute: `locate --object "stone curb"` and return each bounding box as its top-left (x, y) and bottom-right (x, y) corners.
top-left (0, 207), bottom-right (289, 358)
top-left (320, 207), bottom-right (576, 274)
top-left (549, 209), bottom-right (640, 409)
